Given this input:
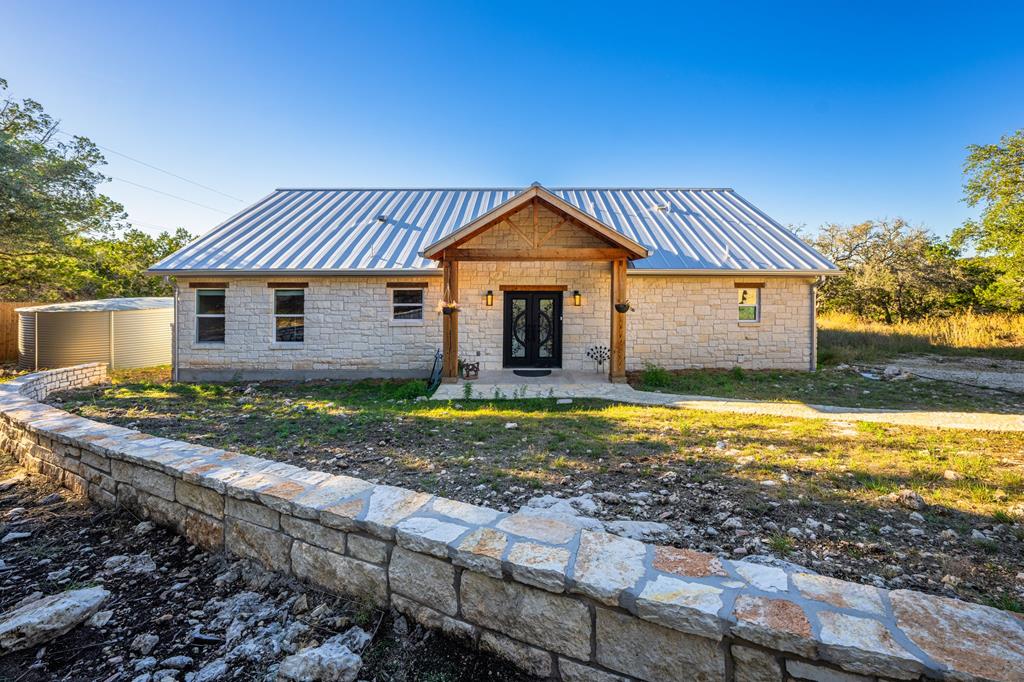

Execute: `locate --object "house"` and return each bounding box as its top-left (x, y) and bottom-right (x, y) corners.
top-left (148, 184), bottom-right (839, 382)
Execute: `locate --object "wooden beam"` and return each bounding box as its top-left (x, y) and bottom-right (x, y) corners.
top-left (448, 248), bottom-right (630, 262)
top-left (441, 260), bottom-right (459, 382)
top-left (267, 282), bottom-right (308, 288)
top-left (733, 282), bottom-right (766, 288)
top-left (386, 282), bottom-right (429, 288)
top-left (498, 284), bottom-right (569, 291)
top-left (503, 217), bottom-right (535, 247)
top-left (536, 218), bottom-right (570, 247)
top-left (610, 258), bottom-right (627, 383)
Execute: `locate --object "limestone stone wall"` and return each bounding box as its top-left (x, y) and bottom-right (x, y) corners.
top-left (3, 364), bottom-right (1021, 682)
top-left (175, 276), bottom-right (443, 381)
top-left (627, 275), bottom-right (816, 371)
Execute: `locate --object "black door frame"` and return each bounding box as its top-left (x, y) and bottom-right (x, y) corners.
top-left (502, 291), bottom-right (563, 368)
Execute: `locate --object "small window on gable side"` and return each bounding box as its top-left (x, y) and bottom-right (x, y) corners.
top-left (738, 287), bottom-right (760, 322)
top-left (274, 289), bottom-right (305, 342)
top-left (196, 289), bottom-right (226, 343)
top-left (392, 289), bottom-right (424, 321)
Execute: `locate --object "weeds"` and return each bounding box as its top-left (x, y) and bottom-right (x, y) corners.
top-left (818, 311), bottom-right (1024, 364)
top-left (641, 362), bottom-right (672, 388)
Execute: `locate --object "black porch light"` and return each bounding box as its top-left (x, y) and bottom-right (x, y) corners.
top-left (573, 290), bottom-right (581, 306)
top-left (485, 290), bottom-right (494, 306)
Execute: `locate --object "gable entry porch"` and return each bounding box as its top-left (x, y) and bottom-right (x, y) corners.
top-left (422, 185), bottom-right (649, 384)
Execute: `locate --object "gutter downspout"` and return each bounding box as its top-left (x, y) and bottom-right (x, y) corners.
top-left (171, 279), bottom-right (179, 383)
top-left (810, 277), bottom-right (824, 371)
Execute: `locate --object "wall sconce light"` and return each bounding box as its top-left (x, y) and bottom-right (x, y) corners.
top-left (485, 290), bottom-right (494, 307)
top-left (573, 290), bottom-right (581, 306)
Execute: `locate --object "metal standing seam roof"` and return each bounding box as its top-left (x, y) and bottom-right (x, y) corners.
top-left (148, 187), bottom-right (838, 274)
top-left (16, 297), bottom-right (174, 313)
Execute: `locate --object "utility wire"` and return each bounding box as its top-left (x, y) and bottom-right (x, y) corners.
top-left (54, 128), bottom-right (245, 202)
top-left (109, 176), bottom-right (230, 214)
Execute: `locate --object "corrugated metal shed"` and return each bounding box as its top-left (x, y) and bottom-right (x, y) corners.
top-left (149, 187), bottom-right (838, 274)
top-left (17, 298), bottom-right (173, 370)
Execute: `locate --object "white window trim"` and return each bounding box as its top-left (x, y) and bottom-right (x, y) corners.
top-left (738, 287), bottom-right (761, 324)
top-left (273, 289), bottom-right (305, 343)
top-left (195, 289), bottom-right (226, 344)
top-left (390, 288), bottom-right (425, 326)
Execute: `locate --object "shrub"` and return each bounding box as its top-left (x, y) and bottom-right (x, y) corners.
top-left (390, 379), bottom-right (429, 400)
top-left (642, 362), bottom-right (672, 388)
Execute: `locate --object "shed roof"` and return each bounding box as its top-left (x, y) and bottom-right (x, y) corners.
top-left (16, 297), bottom-right (174, 313)
top-left (149, 187), bottom-right (838, 274)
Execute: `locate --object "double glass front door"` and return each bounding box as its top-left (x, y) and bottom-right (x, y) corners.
top-left (503, 292), bottom-right (562, 368)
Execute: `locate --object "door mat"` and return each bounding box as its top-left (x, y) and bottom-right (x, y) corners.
top-left (512, 369), bottom-right (552, 377)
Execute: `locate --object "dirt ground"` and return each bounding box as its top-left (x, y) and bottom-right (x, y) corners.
top-left (887, 355), bottom-right (1024, 394)
top-left (0, 453), bottom-right (537, 682)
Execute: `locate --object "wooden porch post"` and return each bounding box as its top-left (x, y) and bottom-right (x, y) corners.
top-left (442, 258), bottom-right (459, 382)
top-left (610, 258), bottom-right (627, 383)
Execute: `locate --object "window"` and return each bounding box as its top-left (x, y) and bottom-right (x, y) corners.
top-left (196, 289), bottom-right (225, 343)
top-left (392, 289), bottom-right (424, 321)
top-left (274, 289), bottom-right (304, 342)
top-left (738, 287), bottom-right (760, 322)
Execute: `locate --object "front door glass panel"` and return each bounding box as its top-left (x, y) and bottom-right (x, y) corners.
top-left (503, 292), bottom-right (562, 367)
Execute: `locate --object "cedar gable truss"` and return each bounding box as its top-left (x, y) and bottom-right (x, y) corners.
top-left (421, 185), bottom-right (649, 262)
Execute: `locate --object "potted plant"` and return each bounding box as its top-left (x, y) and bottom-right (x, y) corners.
top-left (438, 300), bottom-right (460, 315)
top-left (614, 301), bottom-right (631, 314)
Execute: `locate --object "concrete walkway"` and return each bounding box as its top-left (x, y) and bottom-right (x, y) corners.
top-left (431, 379), bottom-right (1024, 432)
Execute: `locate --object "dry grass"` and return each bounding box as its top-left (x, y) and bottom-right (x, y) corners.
top-left (818, 311), bottom-right (1024, 364)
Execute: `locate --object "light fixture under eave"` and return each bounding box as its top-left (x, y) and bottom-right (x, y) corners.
top-left (573, 290), bottom-right (581, 306)
top-left (485, 290), bottom-right (494, 307)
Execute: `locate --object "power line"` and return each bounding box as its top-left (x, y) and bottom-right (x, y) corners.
top-left (109, 176), bottom-right (230, 214)
top-left (54, 129), bottom-right (245, 203)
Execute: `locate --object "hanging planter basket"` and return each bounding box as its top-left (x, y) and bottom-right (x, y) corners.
top-left (614, 301), bottom-right (631, 314)
top-left (441, 302), bottom-right (460, 315)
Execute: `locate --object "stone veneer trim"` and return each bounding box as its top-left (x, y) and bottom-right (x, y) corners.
top-left (2, 364), bottom-right (1021, 682)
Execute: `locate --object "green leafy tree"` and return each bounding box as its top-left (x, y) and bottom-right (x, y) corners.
top-left (0, 77), bottom-right (127, 289)
top-left (811, 219), bottom-right (978, 322)
top-left (952, 130), bottom-right (1024, 311)
top-left (0, 78), bottom-right (195, 301)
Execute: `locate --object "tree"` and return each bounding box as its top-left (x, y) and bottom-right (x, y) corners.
top-left (952, 130), bottom-right (1024, 311)
top-left (810, 219), bottom-right (977, 322)
top-left (0, 77), bottom-right (195, 301)
top-left (0, 78), bottom-right (127, 290)
top-left (0, 228), bottom-right (195, 301)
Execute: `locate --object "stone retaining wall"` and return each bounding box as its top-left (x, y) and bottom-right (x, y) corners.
top-left (2, 364), bottom-right (1021, 682)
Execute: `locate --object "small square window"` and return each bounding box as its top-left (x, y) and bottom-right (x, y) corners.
top-left (274, 289), bottom-right (304, 342)
top-left (392, 289), bottom-right (424, 321)
top-left (195, 289), bottom-right (225, 343)
top-left (738, 287), bottom-right (760, 322)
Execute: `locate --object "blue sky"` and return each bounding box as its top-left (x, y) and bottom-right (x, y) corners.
top-left (3, 1), bottom-right (1022, 239)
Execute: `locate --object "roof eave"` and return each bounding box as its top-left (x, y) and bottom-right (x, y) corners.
top-left (146, 267), bottom-right (444, 277)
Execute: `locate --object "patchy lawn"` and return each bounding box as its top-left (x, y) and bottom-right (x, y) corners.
top-left (50, 371), bottom-right (1024, 613)
top-left (629, 365), bottom-right (1024, 413)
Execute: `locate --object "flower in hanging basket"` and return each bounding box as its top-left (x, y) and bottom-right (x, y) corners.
top-left (614, 301), bottom-right (631, 314)
top-left (438, 300), bottom-right (461, 315)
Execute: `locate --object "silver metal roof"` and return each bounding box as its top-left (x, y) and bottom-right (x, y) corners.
top-left (149, 187), bottom-right (838, 274)
top-left (17, 297), bottom-right (174, 313)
